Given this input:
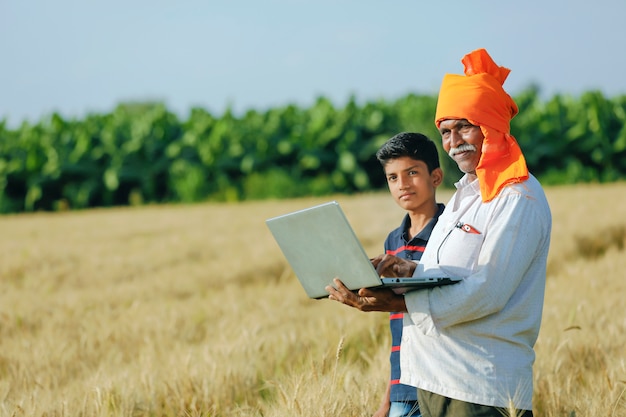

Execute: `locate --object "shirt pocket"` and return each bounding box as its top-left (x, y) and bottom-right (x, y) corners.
top-left (436, 228), bottom-right (485, 274)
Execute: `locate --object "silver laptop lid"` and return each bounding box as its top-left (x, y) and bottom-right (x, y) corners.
top-left (266, 201), bottom-right (383, 298)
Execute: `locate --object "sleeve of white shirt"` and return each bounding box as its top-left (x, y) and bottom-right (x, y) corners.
top-left (404, 186), bottom-right (551, 334)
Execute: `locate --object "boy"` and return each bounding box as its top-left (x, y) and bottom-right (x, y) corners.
top-left (372, 132), bottom-right (444, 417)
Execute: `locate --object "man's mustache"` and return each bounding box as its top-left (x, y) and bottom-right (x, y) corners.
top-left (449, 144), bottom-right (477, 157)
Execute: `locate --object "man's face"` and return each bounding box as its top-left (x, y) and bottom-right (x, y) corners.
top-left (438, 119), bottom-right (484, 176)
top-left (383, 156), bottom-right (441, 213)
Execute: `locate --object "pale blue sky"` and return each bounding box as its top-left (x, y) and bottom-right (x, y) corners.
top-left (2, 0), bottom-right (625, 127)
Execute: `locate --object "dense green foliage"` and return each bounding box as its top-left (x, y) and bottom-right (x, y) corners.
top-left (1, 88), bottom-right (626, 213)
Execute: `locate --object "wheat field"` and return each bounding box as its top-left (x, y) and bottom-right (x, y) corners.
top-left (1, 182), bottom-right (625, 417)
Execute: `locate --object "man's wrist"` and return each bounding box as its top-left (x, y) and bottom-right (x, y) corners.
top-left (395, 294), bottom-right (408, 312)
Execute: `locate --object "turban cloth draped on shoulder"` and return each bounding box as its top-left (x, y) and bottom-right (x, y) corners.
top-left (435, 48), bottom-right (529, 202)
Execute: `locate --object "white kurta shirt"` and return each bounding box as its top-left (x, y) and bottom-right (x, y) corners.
top-left (401, 174), bottom-right (551, 410)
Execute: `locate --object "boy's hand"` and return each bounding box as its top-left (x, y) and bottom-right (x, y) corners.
top-left (371, 254), bottom-right (417, 277)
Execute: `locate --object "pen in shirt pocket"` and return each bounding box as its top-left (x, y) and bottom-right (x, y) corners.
top-left (455, 222), bottom-right (481, 234)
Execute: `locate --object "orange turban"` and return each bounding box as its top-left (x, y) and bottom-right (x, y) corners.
top-left (435, 48), bottom-right (529, 202)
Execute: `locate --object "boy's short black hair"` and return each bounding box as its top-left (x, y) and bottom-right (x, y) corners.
top-left (376, 132), bottom-right (440, 172)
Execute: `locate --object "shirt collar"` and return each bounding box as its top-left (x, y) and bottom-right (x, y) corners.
top-left (401, 203), bottom-right (445, 242)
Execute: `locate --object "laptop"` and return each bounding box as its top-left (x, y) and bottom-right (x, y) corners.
top-left (265, 201), bottom-right (461, 299)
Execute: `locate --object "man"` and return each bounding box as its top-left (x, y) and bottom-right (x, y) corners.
top-left (372, 132), bottom-right (444, 417)
top-left (326, 48), bottom-right (552, 417)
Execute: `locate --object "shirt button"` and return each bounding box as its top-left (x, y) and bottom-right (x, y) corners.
top-left (406, 253), bottom-right (412, 259)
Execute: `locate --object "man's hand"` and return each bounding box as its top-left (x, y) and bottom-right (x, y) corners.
top-left (371, 254), bottom-right (417, 277)
top-left (325, 278), bottom-right (407, 312)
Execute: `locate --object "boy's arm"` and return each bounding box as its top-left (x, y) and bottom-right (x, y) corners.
top-left (372, 380), bottom-right (392, 417)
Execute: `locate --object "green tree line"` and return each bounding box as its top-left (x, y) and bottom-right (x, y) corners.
top-left (1, 87), bottom-right (625, 214)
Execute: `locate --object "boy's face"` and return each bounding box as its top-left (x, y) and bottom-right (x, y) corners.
top-left (384, 156), bottom-right (442, 213)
